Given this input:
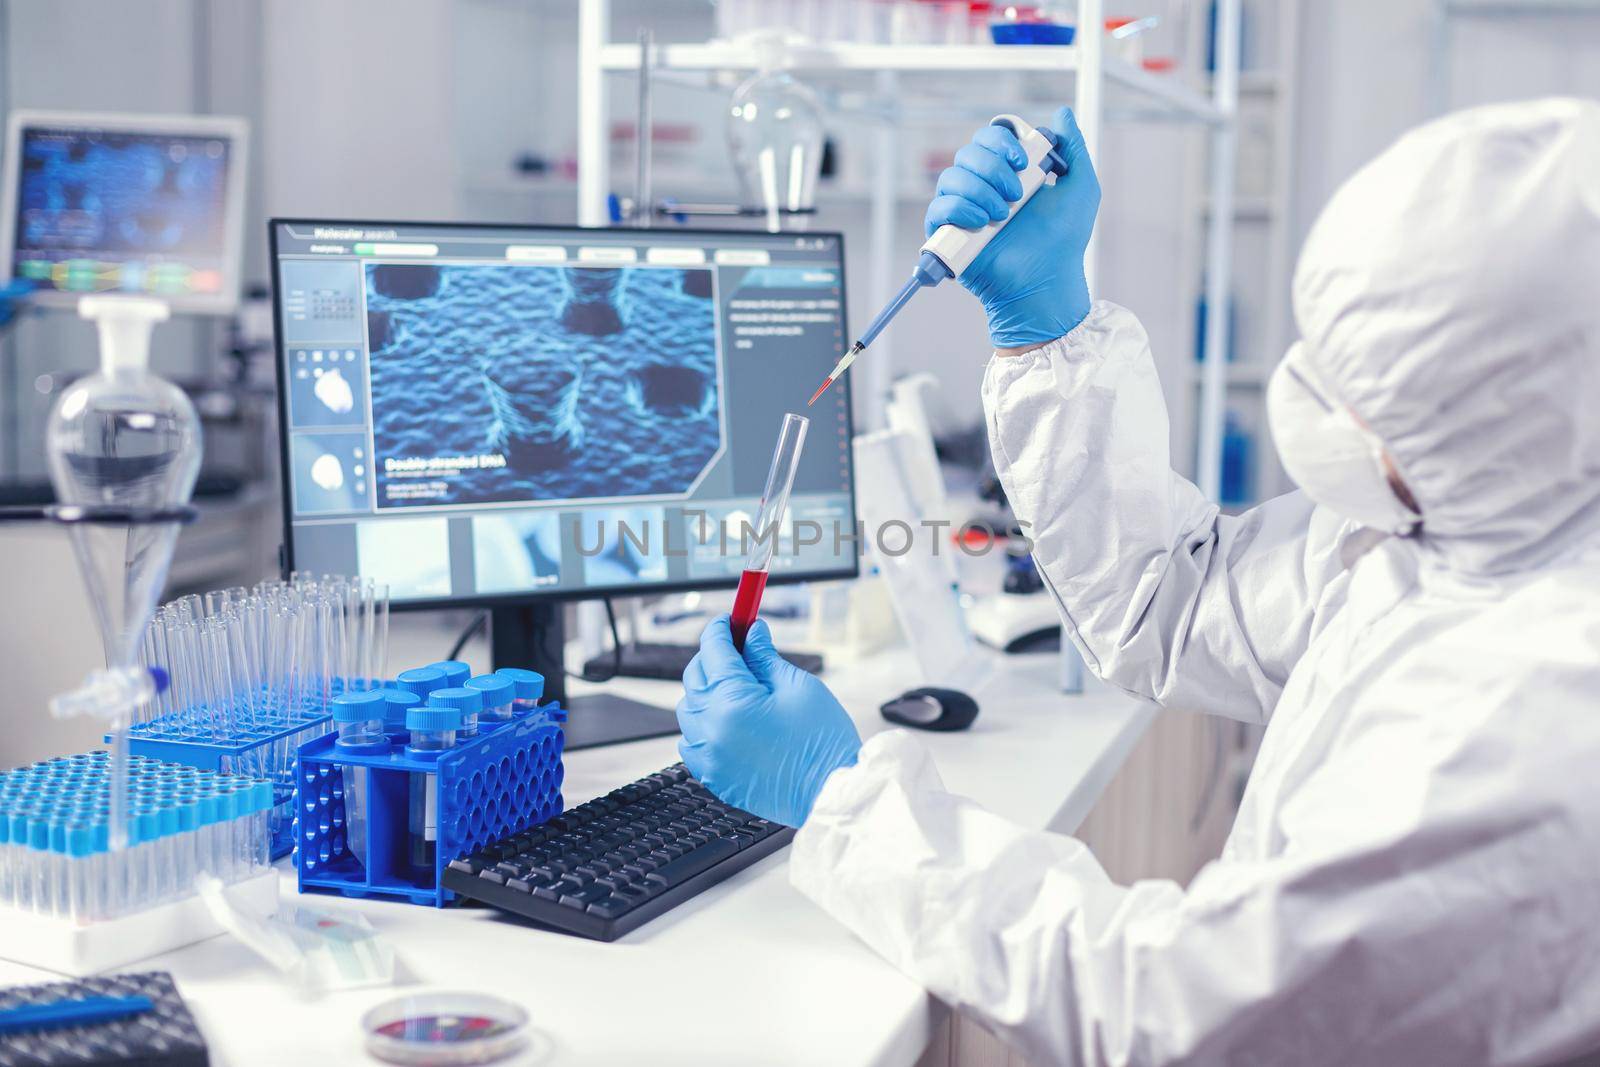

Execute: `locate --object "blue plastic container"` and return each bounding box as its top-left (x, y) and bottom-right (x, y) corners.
top-left (294, 703), bottom-right (565, 907)
top-left (991, 21), bottom-right (1076, 45)
top-left (378, 688), bottom-right (421, 732)
top-left (429, 687), bottom-right (485, 740)
top-left (493, 668), bottom-right (544, 713)
top-left (465, 674), bottom-right (516, 726)
top-left (396, 667), bottom-right (447, 701)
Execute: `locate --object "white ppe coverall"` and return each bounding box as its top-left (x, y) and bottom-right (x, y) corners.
top-left (789, 98), bottom-right (1600, 1066)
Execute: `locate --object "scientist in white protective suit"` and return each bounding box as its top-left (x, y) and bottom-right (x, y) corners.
top-left (675, 97), bottom-right (1600, 1066)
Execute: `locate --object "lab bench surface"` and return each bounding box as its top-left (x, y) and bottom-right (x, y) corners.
top-left (0, 646), bottom-right (1155, 1067)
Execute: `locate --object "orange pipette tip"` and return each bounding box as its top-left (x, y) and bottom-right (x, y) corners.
top-left (808, 342), bottom-right (862, 406)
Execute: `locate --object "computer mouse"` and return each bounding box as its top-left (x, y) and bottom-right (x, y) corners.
top-left (1004, 625), bottom-right (1061, 655)
top-left (879, 687), bottom-right (980, 732)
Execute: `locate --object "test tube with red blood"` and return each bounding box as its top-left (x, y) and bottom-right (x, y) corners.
top-left (731, 413), bottom-right (809, 652)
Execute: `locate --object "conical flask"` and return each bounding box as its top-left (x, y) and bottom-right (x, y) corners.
top-left (726, 67), bottom-right (826, 232)
top-left (46, 295), bottom-right (201, 847)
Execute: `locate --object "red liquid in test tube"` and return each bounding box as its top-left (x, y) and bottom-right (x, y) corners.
top-left (730, 413), bottom-right (809, 653)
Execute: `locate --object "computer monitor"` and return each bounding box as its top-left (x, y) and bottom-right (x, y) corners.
top-left (1, 110), bottom-right (249, 313)
top-left (269, 219), bottom-right (858, 744)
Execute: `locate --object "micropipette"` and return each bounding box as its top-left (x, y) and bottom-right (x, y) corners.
top-left (809, 114), bottom-right (1071, 406)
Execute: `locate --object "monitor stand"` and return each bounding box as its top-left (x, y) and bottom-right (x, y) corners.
top-left (490, 603), bottom-right (681, 751)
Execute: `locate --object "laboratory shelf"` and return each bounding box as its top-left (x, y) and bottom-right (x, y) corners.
top-left (1442, 0), bottom-right (1600, 13)
top-left (597, 41), bottom-right (1226, 125)
top-left (577, 0), bottom-right (1245, 498)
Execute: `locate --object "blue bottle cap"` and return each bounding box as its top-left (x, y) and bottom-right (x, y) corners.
top-left (380, 687), bottom-right (422, 726)
top-left (425, 660), bottom-right (473, 687)
top-left (494, 667), bottom-right (545, 702)
top-left (407, 705), bottom-right (463, 733)
top-left (397, 667), bottom-right (447, 697)
top-left (428, 687), bottom-right (485, 713)
top-left (331, 690), bottom-right (387, 722)
top-left (464, 673), bottom-right (514, 702)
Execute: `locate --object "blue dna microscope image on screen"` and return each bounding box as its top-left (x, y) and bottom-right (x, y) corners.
top-left (364, 261), bottom-right (722, 509)
top-left (273, 221), bottom-right (857, 605)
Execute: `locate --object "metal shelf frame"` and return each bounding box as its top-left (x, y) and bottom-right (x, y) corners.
top-left (576, 0), bottom-right (1244, 499)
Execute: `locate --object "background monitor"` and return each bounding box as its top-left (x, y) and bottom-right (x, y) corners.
top-left (270, 219), bottom-right (859, 611)
top-left (1, 110), bottom-right (249, 314)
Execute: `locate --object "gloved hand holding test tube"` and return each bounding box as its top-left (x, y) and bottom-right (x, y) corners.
top-left (730, 413), bottom-right (809, 652)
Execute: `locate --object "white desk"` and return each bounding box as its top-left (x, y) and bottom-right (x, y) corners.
top-left (0, 645), bottom-right (1154, 1066)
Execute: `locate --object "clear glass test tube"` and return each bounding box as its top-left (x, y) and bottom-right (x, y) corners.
top-left (732, 412), bottom-right (809, 651)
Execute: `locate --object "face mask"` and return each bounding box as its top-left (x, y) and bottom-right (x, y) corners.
top-left (1266, 344), bottom-right (1421, 535)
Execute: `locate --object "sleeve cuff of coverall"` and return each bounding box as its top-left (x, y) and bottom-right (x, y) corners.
top-left (792, 731), bottom-right (937, 867)
top-left (989, 300), bottom-right (1121, 363)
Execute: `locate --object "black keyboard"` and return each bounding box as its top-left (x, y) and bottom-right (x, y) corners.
top-left (443, 764), bottom-right (793, 941)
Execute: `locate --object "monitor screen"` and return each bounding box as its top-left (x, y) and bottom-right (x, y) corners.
top-left (270, 220), bottom-right (858, 607)
top-left (1, 111), bottom-right (247, 312)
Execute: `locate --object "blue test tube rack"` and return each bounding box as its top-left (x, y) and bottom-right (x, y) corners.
top-left (119, 688), bottom-right (372, 860)
top-left (294, 701), bottom-right (566, 907)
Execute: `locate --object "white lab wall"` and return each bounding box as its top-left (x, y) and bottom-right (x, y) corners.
top-left (258, 0), bottom-right (457, 240)
top-left (1291, 0), bottom-right (1600, 316)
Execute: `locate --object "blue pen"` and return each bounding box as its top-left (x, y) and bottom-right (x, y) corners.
top-left (0, 994), bottom-right (155, 1035)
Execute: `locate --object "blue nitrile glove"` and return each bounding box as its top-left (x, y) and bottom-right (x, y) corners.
top-left (677, 616), bottom-right (862, 828)
top-left (0, 279), bottom-right (35, 329)
top-left (924, 106), bottom-right (1101, 348)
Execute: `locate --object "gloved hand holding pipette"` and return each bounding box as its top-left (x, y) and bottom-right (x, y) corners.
top-left (928, 105), bottom-right (1100, 349)
top-left (809, 106), bottom-right (1097, 403)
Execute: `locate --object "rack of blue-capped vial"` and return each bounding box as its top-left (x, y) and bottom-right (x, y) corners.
top-left (296, 662), bottom-right (565, 907)
top-left (124, 575), bottom-right (389, 859)
top-left (0, 753), bottom-right (274, 924)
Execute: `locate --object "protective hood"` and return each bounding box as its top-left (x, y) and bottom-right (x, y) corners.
top-left (1291, 97), bottom-right (1600, 576)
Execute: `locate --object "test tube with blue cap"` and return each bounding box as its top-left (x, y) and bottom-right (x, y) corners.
top-left (425, 660), bottom-right (472, 688)
top-left (405, 703), bottom-right (462, 871)
top-left (494, 668), bottom-right (544, 713)
top-left (397, 667), bottom-right (447, 703)
top-left (332, 690), bottom-right (389, 870)
top-left (379, 687), bottom-right (421, 734)
top-left (465, 674), bottom-right (516, 726)
top-left (430, 687), bottom-right (483, 740)
top-left (0, 754), bottom-right (272, 923)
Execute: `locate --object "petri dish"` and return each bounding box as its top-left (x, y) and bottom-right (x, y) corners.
top-left (362, 992), bottom-right (534, 1066)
